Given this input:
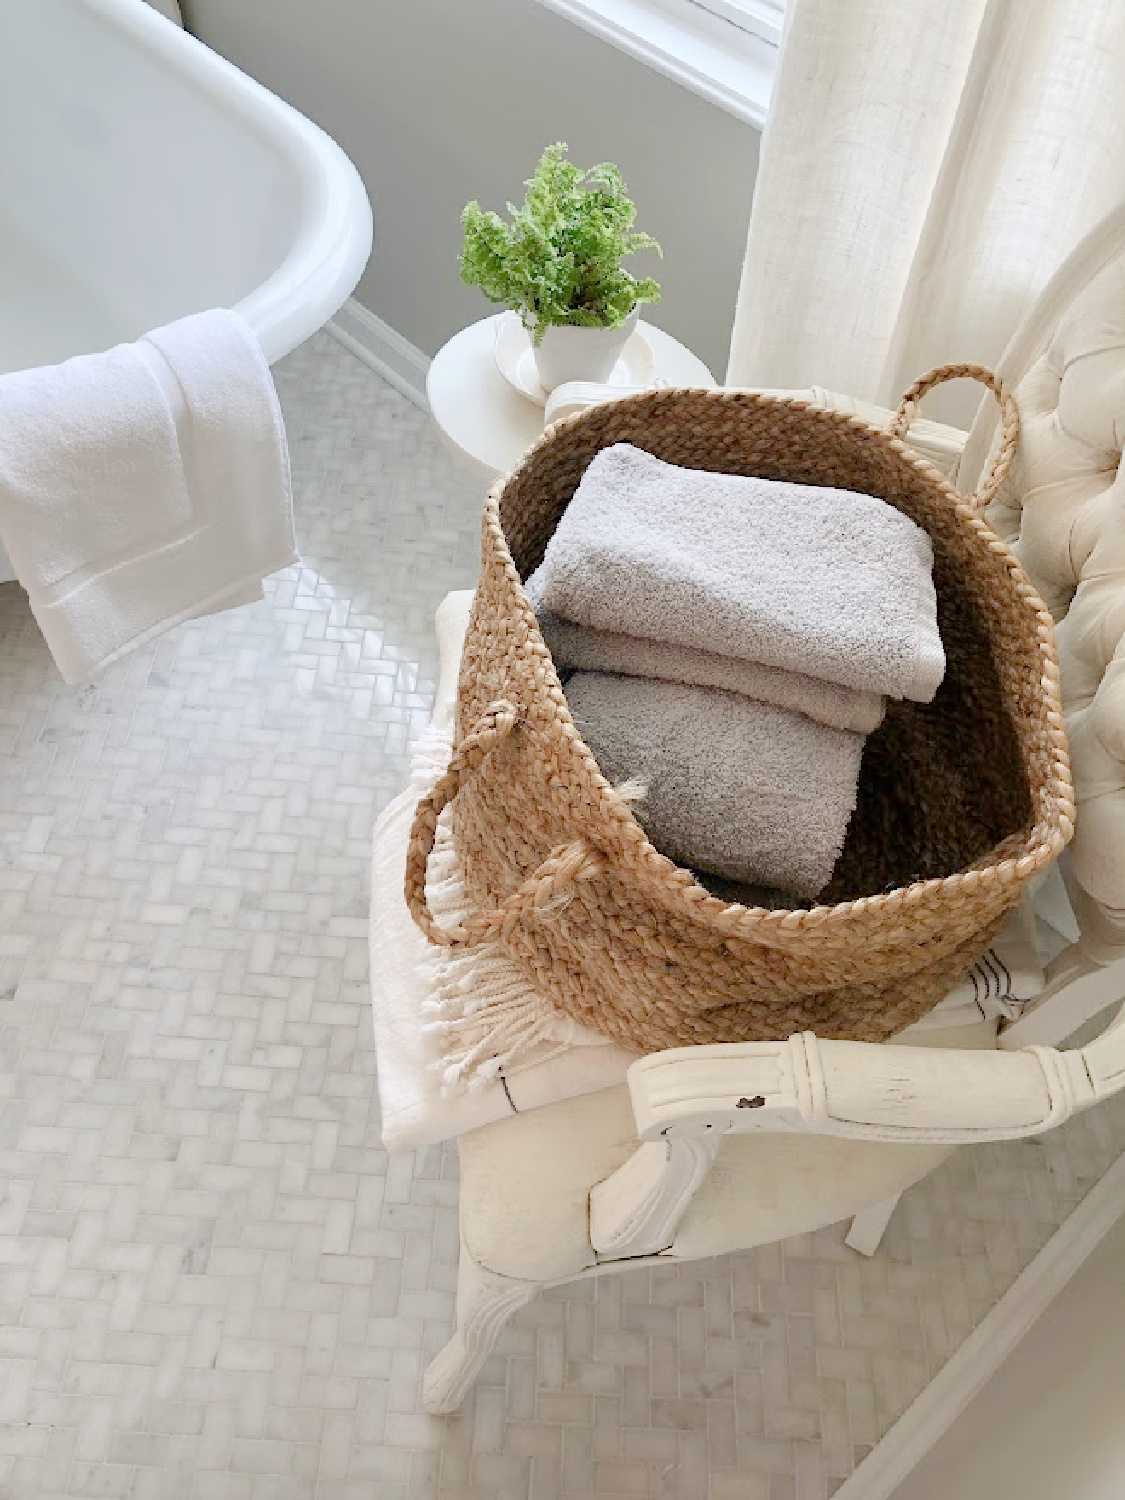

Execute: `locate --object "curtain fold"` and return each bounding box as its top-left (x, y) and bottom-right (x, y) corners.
top-left (727, 0), bottom-right (1125, 428)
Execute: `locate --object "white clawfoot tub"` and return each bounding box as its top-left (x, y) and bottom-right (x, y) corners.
top-left (0, 0), bottom-right (373, 579)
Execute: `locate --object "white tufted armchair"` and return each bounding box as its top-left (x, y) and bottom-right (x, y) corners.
top-left (372, 205), bottom-right (1125, 1415)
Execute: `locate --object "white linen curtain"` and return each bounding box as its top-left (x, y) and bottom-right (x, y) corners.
top-left (727, 0), bottom-right (1125, 427)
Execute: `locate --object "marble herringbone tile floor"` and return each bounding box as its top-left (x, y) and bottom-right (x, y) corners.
top-left (0, 330), bottom-right (1123, 1500)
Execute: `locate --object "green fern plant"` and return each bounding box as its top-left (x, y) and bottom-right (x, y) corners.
top-left (459, 143), bottom-right (662, 345)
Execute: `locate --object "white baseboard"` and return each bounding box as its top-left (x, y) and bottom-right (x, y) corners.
top-left (326, 299), bottom-right (430, 411)
top-left (836, 1147), bottom-right (1125, 1500)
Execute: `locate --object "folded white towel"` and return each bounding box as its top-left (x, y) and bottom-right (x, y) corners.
top-left (535, 443), bottom-right (945, 702)
top-left (0, 309), bottom-right (297, 684)
top-left (526, 572), bottom-right (885, 735)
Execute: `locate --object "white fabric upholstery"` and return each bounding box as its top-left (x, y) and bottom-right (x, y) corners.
top-left (729, 0), bottom-right (1125, 429)
top-left (976, 241), bottom-right (1125, 912)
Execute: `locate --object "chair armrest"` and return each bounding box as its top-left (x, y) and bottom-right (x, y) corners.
top-left (589, 1028), bottom-right (1104, 1261)
top-left (625, 1032), bottom-right (1100, 1147)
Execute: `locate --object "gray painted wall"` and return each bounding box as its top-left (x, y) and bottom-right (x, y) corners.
top-left (181, 0), bottom-right (760, 375)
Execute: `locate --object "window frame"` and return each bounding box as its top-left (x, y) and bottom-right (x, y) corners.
top-left (685, 0), bottom-right (785, 48)
top-left (530, 0), bottom-right (778, 127)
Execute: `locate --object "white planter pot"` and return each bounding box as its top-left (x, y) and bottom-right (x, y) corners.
top-left (531, 308), bottom-right (638, 395)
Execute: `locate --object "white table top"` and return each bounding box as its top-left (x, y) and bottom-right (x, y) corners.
top-left (426, 314), bottom-right (717, 482)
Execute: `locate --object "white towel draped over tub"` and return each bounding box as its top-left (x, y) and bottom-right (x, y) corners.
top-left (0, 308), bottom-right (296, 683)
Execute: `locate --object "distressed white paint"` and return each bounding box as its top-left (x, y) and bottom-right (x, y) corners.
top-left (589, 1133), bottom-right (722, 1257)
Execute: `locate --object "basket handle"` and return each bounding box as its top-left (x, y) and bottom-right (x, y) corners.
top-left (888, 362), bottom-right (1018, 510)
top-left (404, 699), bottom-right (603, 949)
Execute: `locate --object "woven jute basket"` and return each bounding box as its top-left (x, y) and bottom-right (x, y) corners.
top-left (405, 365), bottom-right (1075, 1052)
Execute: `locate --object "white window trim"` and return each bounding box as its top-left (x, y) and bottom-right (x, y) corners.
top-left (688, 0), bottom-right (784, 47)
top-left (531, 0), bottom-right (776, 127)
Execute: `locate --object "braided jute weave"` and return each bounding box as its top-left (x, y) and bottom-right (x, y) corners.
top-left (405, 366), bottom-right (1075, 1052)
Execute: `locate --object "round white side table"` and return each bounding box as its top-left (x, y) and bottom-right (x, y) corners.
top-left (427, 314), bottom-right (717, 484)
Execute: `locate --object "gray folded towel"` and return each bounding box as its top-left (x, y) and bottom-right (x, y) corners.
top-left (566, 672), bottom-right (865, 898)
top-left (535, 444), bottom-right (945, 702)
top-left (526, 573), bottom-right (884, 735)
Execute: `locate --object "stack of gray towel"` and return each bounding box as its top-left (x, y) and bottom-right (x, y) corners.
top-left (527, 444), bottom-right (945, 900)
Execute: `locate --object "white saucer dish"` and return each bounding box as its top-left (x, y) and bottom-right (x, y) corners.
top-left (494, 311), bottom-right (655, 408)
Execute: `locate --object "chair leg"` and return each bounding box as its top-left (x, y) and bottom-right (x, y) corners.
top-left (845, 1192), bottom-right (902, 1257)
top-left (422, 1240), bottom-right (539, 1414)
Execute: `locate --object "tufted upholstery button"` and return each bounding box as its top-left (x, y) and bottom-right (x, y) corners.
top-left (985, 254), bottom-right (1125, 907)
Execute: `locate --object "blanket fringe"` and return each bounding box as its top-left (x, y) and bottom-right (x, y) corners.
top-left (410, 727), bottom-right (599, 1093)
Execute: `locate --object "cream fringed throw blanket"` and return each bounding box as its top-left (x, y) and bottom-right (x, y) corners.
top-left (369, 761), bottom-right (637, 1150)
top-left (408, 726), bottom-right (621, 1090)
